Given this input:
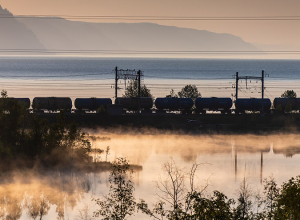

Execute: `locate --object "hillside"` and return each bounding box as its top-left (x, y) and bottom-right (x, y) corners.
top-left (0, 4), bottom-right (259, 55)
top-left (0, 5), bottom-right (45, 52)
top-left (18, 19), bottom-right (259, 53)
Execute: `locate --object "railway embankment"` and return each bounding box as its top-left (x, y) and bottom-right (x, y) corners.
top-left (32, 113), bottom-right (300, 134)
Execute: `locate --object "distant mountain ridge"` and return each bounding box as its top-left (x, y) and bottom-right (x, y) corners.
top-left (0, 4), bottom-right (259, 55)
top-left (0, 5), bottom-right (45, 51)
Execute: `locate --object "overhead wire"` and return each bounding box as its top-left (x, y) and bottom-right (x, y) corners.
top-left (2, 49), bottom-right (300, 55)
top-left (2, 14), bottom-right (300, 21)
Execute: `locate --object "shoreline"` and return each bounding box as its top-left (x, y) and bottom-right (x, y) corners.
top-left (34, 113), bottom-right (300, 135)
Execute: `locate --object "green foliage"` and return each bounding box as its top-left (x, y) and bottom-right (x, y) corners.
top-left (281, 90), bottom-right (297, 98)
top-left (275, 176), bottom-right (300, 219)
top-left (0, 91), bottom-right (91, 168)
top-left (284, 103), bottom-right (293, 113)
top-left (1, 90), bottom-right (7, 98)
top-left (263, 176), bottom-right (279, 219)
top-left (123, 80), bottom-right (152, 98)
top-left (275, 104), bottom-right (283, 113)
top-left (0, 92), bottom-right (28, 158)
top-left (94, 158), bottom-right (136, 220)
top-left (97, 105), bottom-right (107, 115)
top-left (166, 89), bottom-right (178, 98)
top-left (188, 190), bottom-right (234, 219)
top-left (40, 112), bottom-right (91, 167)
top-left (233, 177), bottom-right (253, 220)
top-left (103, 158), bottom-right (300, 220)
top-left (177, 84), bottom-right (201, 100)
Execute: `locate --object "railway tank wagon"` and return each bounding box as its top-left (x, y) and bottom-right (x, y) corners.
top-left (195, 97), bottom-right (232, 114)
top-left (235, 98), bottom-right (271, 114)
top-left (273, 98), bottom-right (300, 112)
top-left (33, 97), bottom-right (72, 113)
top-left (74, 98), bottom-right (112, 112)
top-left (155, 98), bottom-right (193, 114)
top-left (115, 97), bottom-right (153, 112)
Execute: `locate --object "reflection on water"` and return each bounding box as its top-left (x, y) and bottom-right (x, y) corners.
top-left (1, 133), bottom-right (300, 219)
top-left (0, 171), bottom-right (101, 220)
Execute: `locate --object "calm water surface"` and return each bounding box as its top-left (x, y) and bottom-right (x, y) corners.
top-left (0, 57), bottom-right (299, 101)
top-left (1, 133), bottom-right (300, 219)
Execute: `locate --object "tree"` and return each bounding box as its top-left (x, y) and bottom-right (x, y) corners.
top-left (166, 89), bottom-right (178, 98)
top-left (177, 85), bottom-right (201, 100)
top-left (94, 158), bottom-right (136, 220)
top-left (0, 90), bottom-right (28, 160)
top-left (233, 177), bottom-right (253, 220)
top-left (188, 190), bottom-right (234, 219)
top-left (275, 176), bottom-right (300, 219)
top-left (263, 176), bottom-right (279, 220)
top-left (123, 80), bottom-right (152, 98)
top-left (0, 91), bottom-right (92, 169)
top-left (138, 160), bottom-right (209, 220)
top-left (281, 90), bottom-right (297, 98)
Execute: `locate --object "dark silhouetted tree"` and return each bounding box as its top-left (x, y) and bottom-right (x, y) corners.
top-left (281, 90), bottom-right (297, 98)
top-left (233, 177), bottom-right (253, 220)
top-left (166, 89), bottom-right (178, 98)
top-left (275, 176), bottom-right (300, 219)
top-left (263, 176), bottom-right (279, 220)
top-left (94, 158), bottom-right (136, 220)
top-left (138, 160), bottom-right (209, 219)
top-left (0, 90), bottom-right (28, 160)
top-left (188, 190), bottom-right (234, 219)
top-left (178, 84), bottom-right (201, 100)
top-left (123, 80), bottom-right (152, 98)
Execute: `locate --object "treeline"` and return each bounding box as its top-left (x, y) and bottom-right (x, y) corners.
top-left (95, 158), bottom-right (300, 220)
top-left (0, 90), bottom-right (91, 169)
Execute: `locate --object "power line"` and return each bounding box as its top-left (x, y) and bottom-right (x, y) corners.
top-left (2, 49), bottom-right (300, 55)
top-left (2, 14), bottom-right (300, 21)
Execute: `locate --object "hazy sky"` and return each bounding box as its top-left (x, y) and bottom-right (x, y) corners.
top-left (1, 0), bottom-right (300, 47)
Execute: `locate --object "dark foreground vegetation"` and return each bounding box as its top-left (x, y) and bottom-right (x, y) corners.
top-left (37, 112), bottom-right (300, 134)
top-left (95, 158), bottom-right (300, 220)
top-left (0, 91), bottom-right (145, 172)
top-left (0, 91), bottom-right (99, 171)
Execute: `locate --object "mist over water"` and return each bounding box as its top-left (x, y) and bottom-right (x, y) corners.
top-left (2, 132), bottom-right (300, 219)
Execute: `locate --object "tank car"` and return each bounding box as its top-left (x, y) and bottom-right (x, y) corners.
top-left (75, 98), bottom-right (112, 112)
top-left (235, 98), bottom-right (271, 114)
top-left (155, 98), bottom-right (193, 113)
top-left (33, 97), bottom-right (72, 112)
top-left (115, 97), bottom-right (153, 111)
top-left (273, 98), bottom-right (300, 112)
top-left (195, 97), bottom-right (232, 114)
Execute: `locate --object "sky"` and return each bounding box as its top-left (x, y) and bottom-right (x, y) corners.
top-left (1, 0), bottom-right (300, 48)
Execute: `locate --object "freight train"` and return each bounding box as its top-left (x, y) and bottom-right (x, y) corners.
top-left (2, 96), bottom-right (300, 114)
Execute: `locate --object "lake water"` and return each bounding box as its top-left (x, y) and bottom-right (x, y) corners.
top-left (0, 57), bottom-right (300, 102)
top-left (1, 57), bottom-right (300, 219)
top-left (1, 133), bottom-right (300, 219)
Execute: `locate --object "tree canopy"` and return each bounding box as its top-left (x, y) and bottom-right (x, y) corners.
top-left (281, 90), bottom-right (297, 98)
top-left (177, 84), bottom-right (201, 100)
top-left (0, 90), bottom-right (91, 169)
top-left (166, 89), bottom-right (178, 98)
top-left (123, 80), bottom-right (152, 98)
